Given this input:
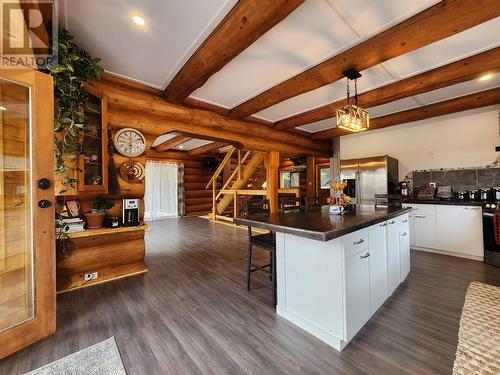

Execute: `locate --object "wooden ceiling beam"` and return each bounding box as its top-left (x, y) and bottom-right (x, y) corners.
top-left (88, 79), bottom-right (331, 157)
top-left (229, 0), bottom-right (500, 119)
top-left (164, 0), bottom-right (305, 103)
top-left (155, 135), bottom-right (191, 152)
top-left (312, 87), bottom-right (500, 139)
top-left (188, 141), bottom-right (228, 156)
top-left (275, 47), bottom-right (500, 130)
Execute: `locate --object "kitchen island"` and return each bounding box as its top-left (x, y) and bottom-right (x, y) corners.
top-left (235, 205), bottom-right (411, 351)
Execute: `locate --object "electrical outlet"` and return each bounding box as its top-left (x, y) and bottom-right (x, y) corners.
top-left (429, 182), bottom-right (436, 188)
top-left (84, 272), bottom-right (98, 281)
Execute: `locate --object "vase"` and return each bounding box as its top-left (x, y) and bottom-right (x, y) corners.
top-left (85, 211), bottom-right (106, 229)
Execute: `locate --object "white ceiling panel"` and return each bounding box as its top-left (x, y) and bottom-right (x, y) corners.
top-left (63, 0), bottom-right (237, 89)
top-left (174, 139), bottom-right (213, 151)
top-left (416, 75), bottom-right (500, 105)
top-left (254, 64), bottom-right (394, 122)
top-left (297, 118), bottom-right (337, 133)
top-left (366, 97), bottom-right (421, 118)
top-left (190, 0), bottom-right (360, 108)
top-left (386, 18), bottom-right (500, 78)
top-left (151, 133), bottom-right (176, 147)
top-left (327, 0), bottom-right (439, 38)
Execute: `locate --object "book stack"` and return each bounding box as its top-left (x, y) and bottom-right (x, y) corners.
top-left (57, 217), bottom-right (85, 234)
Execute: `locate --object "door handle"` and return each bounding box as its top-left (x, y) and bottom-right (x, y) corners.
top-left (360, 252), bottom-right (371, 259)
top-left (38, 199), bottom-right (52, 208)
top-left (37, 178), bottom-right (51, 190)
top-left (353, 238), bottom-right (365, 245)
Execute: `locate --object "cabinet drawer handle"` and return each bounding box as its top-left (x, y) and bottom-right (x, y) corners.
top-left (380, 223), bottom-right (387, 227)
top-left (360, 252), bottom-right (371, 259)
top-left (464, 207), bottom-right (480, 210)
top-left (414, 215), bottom-right (426, 218)
top-left (402, 219), bottom-right (408, 223)
top-left (389, 220), bottom-right (396, 225)
top-left (401, 232), bottom-right (408, 236)
top-left (353, 239), bottom-right (365, 245)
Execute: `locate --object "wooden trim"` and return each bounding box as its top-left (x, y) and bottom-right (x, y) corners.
top-left (101, 72), bottom-right (163, 96)
top-left (229, 0), bottom-right (500, 118)
top-left (155, 135), bottom-right (191, 152)
top-left (188, 141), bottom-right (227, 156)
top-left (0, 69), bottom-right (55, 359)
top-left (206, 146), bottom-right (235, 189)
top-left (275, 47), bottom-right (500, 129)
top-left (312, 87), bottom-right (500, 139)
top-left (306, 156), bottom-right (316, 197)
top-left (164, 0), bottom-right (304, 102)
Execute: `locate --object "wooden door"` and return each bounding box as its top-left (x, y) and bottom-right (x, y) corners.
top-left (0, 69), bottom-right (55, 359)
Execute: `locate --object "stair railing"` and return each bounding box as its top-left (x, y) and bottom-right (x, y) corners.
top-left (206, 146), bottom-right (235, 221)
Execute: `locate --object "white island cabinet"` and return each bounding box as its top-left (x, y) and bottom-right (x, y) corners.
top-left (275, 212), bottom-right (410, 351)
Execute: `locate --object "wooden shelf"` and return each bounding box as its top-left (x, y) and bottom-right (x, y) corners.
top-left (67, 224), bottom-right (149, 238)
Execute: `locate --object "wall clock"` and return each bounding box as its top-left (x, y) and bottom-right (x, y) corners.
top-left (113, 128), bottom-right (146, 157)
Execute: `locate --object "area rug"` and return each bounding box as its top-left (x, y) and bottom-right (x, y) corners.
top-left (453, 281), bottom-right (500, 375)
top-left (25, 337), bottom-right (126, 375)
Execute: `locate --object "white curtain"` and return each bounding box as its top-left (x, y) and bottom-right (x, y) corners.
top-left (144, 161), bottom-right (179, 221)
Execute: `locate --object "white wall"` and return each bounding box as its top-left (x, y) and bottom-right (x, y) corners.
top-left (340, 106), bottom-right (500, 178)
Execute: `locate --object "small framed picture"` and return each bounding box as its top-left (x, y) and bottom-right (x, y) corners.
top-left (65, 200), bottom-right (81, 218)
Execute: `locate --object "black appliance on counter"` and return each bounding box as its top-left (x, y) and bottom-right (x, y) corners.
top-left (494, 187), bottom-right (500, 201)
top-left (483, 203), bottom-right (500, 268)
top-left (122, 198), bottom-right (140, 226)
top-left (468, 189), bottom-right (479, 201)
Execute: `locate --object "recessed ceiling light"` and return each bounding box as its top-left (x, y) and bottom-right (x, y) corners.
top-left (132, 15), bottom-right (145, 26)
top-left (479, 73), bottom-right (493, 81)
top-left (0, 106), bottom-right (6, 111)
top-left (179, 145), bottom-right (184, 149)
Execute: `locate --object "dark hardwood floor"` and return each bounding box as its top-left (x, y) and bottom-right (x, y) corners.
top-left (1, 218), bottom-right (499, 374)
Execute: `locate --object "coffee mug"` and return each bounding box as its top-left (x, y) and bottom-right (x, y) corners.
top-left (329, 205), bottom-right (344, 215)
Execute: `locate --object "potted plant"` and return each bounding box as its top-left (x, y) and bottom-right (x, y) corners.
top-left (85, 196), bottom-right (114, 229)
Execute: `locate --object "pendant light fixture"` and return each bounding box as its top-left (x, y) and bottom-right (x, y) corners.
top-left (336, 68), bottom-right (370, 132)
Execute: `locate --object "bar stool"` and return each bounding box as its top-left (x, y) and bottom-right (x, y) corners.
top-left (304, 196), bottom-right (321, 209)
top-left (279, 196), bottom-right (302, 211)
top-left (244, 199), bottom-right (276, 306)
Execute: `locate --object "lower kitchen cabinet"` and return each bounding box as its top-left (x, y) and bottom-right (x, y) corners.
top-left (368, 222), bottom-right (388, 314)
top-left (345, 247), bottom-right (371, 342)
top-left (404, 203), bottom-right (483, 260)
top-left (436, 205), bottom-right (483, 257)
top-left (387, 218), bottom-right (400, 295)
top-left (399, 223), bottom-right (411, 281)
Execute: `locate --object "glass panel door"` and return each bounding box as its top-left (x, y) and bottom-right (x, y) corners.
top-left (0, 78), bottom-right (34, 332)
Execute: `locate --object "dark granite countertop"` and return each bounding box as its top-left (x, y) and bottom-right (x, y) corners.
top-left (403, 199), bottom-right (485, 206)
top-left (234, 205), bottom-right (411, 242)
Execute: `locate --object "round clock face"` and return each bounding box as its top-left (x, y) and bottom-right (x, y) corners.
top-left (113, 128), bottom-right (146, 157)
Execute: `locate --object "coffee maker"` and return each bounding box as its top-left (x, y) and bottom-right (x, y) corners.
top-left (399, 181), bottom-right (410, 199)
top-left (122, 198), bottom-right (140, 226)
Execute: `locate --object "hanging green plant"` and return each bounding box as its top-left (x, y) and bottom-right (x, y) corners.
top-left (48, 27), bottom-right (104, 193)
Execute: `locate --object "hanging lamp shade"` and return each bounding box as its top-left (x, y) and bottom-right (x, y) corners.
top-left (336, 69), bottom-right (370, 132)
top-left (336, 104), bottom-right (369, 132)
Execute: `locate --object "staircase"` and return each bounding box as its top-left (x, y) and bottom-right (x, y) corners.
top-left (206, 147), bottom-right (267, 221)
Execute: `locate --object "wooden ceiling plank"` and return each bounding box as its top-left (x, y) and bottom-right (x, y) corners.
top-left (312, 87), bottom-right (500, 139)
top-left (164, 0), bottom-right (305, 103)
top-left (229, 0), bottom-right (500, 119)
top-left (188, 141), bottom-right (228, 156)
top-left (155, 135), bottom-right (191, 152)
top-left (275, 47), bottom-right (500, 130)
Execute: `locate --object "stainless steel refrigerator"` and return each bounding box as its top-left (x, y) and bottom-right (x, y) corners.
top-left (340, 155), bottom-right (399, 205)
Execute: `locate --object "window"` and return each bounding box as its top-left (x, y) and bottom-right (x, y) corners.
top-left (280, 171), bottom-right (300, 189)
top-left (320, 167), bottom-right (331, 189)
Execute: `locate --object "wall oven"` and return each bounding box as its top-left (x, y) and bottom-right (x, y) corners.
top-left (483, 204), bottom-right (500, 267)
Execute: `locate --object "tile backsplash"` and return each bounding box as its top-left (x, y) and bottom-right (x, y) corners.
top-left (412, 167), bottom-right (500, 192)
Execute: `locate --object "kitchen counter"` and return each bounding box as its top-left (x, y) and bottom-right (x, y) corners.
top-left (403, 199), bottom-right (484, 206)
top-left (236, 205), bottom-right (411, 351)
top-left (234, 205), bottom-right (410, 241)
